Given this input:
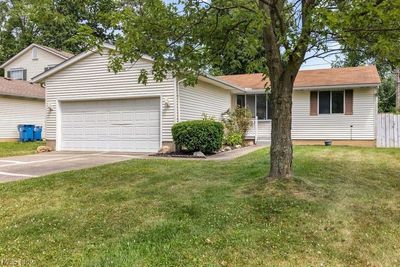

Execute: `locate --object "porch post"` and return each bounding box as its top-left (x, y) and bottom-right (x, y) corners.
top-left (255, 116), bottom-right (258, 144)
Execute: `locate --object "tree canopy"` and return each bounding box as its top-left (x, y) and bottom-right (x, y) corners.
top-left (0, 0), bottom-right (116, 70)
top-left (105, 0), bottom-right (399, 178)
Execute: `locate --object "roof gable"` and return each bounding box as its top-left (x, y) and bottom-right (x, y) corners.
top-left (0, 43), bottom-right (73, 69)
top-left (31, 44), bottom-right (244, 92)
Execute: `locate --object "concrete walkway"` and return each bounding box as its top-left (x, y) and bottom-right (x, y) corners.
top-left (207, 145), bottom-right (267, 160)
top-left (0, 152), bottom-right (148, 183)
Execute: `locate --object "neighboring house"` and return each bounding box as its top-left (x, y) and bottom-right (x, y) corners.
top-left (32, 44), bottom-right (381, 152)
top-left (0, 43), bottom-right (73, 81)
top-left (0, 78), bottom-right (45, 141)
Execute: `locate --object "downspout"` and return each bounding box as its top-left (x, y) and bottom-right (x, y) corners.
top-left (176, 78), bottom-right (187, 122)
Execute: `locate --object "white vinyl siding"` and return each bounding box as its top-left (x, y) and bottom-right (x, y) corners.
top-left (0, 96), bottom-right (45, 139)
top-left (292, 88), bottom-right (376, 140)
top-left (4, 47), bottom-right (65, 81)
top-left (45, 51), bottom-right (176, 143)
top-left (180, 80), bottom-right (231, 121)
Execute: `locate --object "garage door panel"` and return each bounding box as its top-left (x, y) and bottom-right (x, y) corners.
top-left (61, 98), bottom-right (160, 152)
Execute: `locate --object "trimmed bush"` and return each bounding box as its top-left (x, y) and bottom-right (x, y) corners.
top-left (172, 120), bottom-right (224, 153)
top-left (224, 132), bottom-right (242, 146)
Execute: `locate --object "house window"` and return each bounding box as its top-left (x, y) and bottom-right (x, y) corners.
top-left (332, 91), bottom-right (344, 113)
top-left (256, 94), bottom-right (267, 120)
top-left (32, 47), bottom-right (38, 60)
top-left (236, 95), bottom-right (245, 107)
top-left (318, 91), bottom-right (344, 114)
top-left (237, 94), bottom-right (271, 120)
top-left (246, 94), bottom-right (256, 117)
top-left (8, 69), bottom-right (25, 80)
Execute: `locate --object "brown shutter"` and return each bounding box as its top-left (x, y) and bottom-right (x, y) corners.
top-left (310, 91), bottom-right (318, 115)
top-left (23, 69), bottom-right (27, 81)
top-left (345, 90), bottom-right (353, 115)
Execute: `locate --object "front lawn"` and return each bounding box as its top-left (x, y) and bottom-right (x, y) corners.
top-left (0, 146), bottom-right (399, 266)
top-left (0, 141), bottom-right (44, 158)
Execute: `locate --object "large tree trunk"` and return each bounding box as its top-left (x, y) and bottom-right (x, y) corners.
top-left (268, 72), bottom-right (295, 179)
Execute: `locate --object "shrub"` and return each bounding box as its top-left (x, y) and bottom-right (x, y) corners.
top-left (222, 106), bottom-right (253, 143)
top-left (172, 120), bottom-right (224, 153)
top-left (224, 132), bottom-right (242, 146)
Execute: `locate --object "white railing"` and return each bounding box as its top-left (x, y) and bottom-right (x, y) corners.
top-left (254, 116), bottom-right (258, 144)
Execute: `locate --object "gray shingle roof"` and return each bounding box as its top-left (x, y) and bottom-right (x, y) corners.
top-left (0, 78), bottom-right (44, 100)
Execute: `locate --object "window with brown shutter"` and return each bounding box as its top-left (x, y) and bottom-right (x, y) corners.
top-left (345, 90), bottom-right (353, 115)
top-left (310, 91), bottom-right (318, 115)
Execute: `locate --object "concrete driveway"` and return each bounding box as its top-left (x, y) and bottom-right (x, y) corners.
top-left (0, 152), bottom-right (149, 183)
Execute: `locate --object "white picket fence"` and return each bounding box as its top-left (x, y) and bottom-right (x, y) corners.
top-left (377, 113), bottom-right (400, 148)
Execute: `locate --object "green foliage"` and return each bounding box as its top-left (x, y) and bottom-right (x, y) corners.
top-left (0, 0), bottom-right (117, 70)
top-left (323, 0), bottom-right (400, 68)
top-left (224, 132), bottom-right (242, 146)
top-left (171, 120), bottom-right (224, 154)
top-left (222, 106), bottom-right (253, 142)
top-left (0, 141), bottom-right (44, 158)
top-left (378, 74), bottom-right (397, 113)
top-left (201, 113), bottom-right (216, 121)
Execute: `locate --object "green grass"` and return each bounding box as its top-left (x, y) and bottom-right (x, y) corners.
top-left (0, 141), bottom-right (44, 158)
top-left (0, 146), bottom-right (400, 266)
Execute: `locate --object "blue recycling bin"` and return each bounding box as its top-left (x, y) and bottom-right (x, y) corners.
top-left (17, 124), bottom-right (35, 142)
top-left (33, 126), bottom-right (43, 141)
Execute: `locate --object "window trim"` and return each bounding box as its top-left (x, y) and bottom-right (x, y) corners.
top-left (9, 68), bottom-right (25, 80)
top-left (317, 90), bottom-right (345, 115)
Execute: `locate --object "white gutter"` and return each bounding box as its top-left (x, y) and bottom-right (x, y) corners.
top-left (294, 83), bottom-right (381, 90)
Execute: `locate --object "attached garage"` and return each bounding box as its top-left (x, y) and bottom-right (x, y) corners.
top-left (32, 44), bottom-right (241, 153)
top-left (60, 98), bottom-right (160, 152)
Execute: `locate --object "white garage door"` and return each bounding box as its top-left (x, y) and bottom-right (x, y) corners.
top-left (61, 98), bottom-right (160, 152)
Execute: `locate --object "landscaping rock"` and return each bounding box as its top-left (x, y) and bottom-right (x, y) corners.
top-left (234, 145), bottom-right (242, 149)
top-left (193, 151), bottom-right (206, 158)
top-left (224, 146), bottom-right (232, 152)
top-left (158, 146), bottom-right (171, 154)
top-left (244, 140), bottom-right (254, 147)
top-left (37, 146), bottom-right (52, 153)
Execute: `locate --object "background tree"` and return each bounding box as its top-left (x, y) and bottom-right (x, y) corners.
top-left (0, 0), bottom-right (117, 76)
top-left (106, 0), bottom-right (400, 179)
top-left (333, 52), bottom-right (398, 113)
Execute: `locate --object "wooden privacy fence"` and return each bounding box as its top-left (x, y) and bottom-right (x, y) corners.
top-left (377, 113), bottom-right (400, 148)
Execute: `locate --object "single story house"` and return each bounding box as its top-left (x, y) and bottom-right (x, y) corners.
top-left (0, 78), bottom-right (45, 141)
top-left (32, 44), bottom-right (381, 152)
top-left (219, 66), bottom-right (381, 146)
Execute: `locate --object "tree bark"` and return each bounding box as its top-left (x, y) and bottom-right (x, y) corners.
top-left (268, 72), bottom-right (295, 179)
